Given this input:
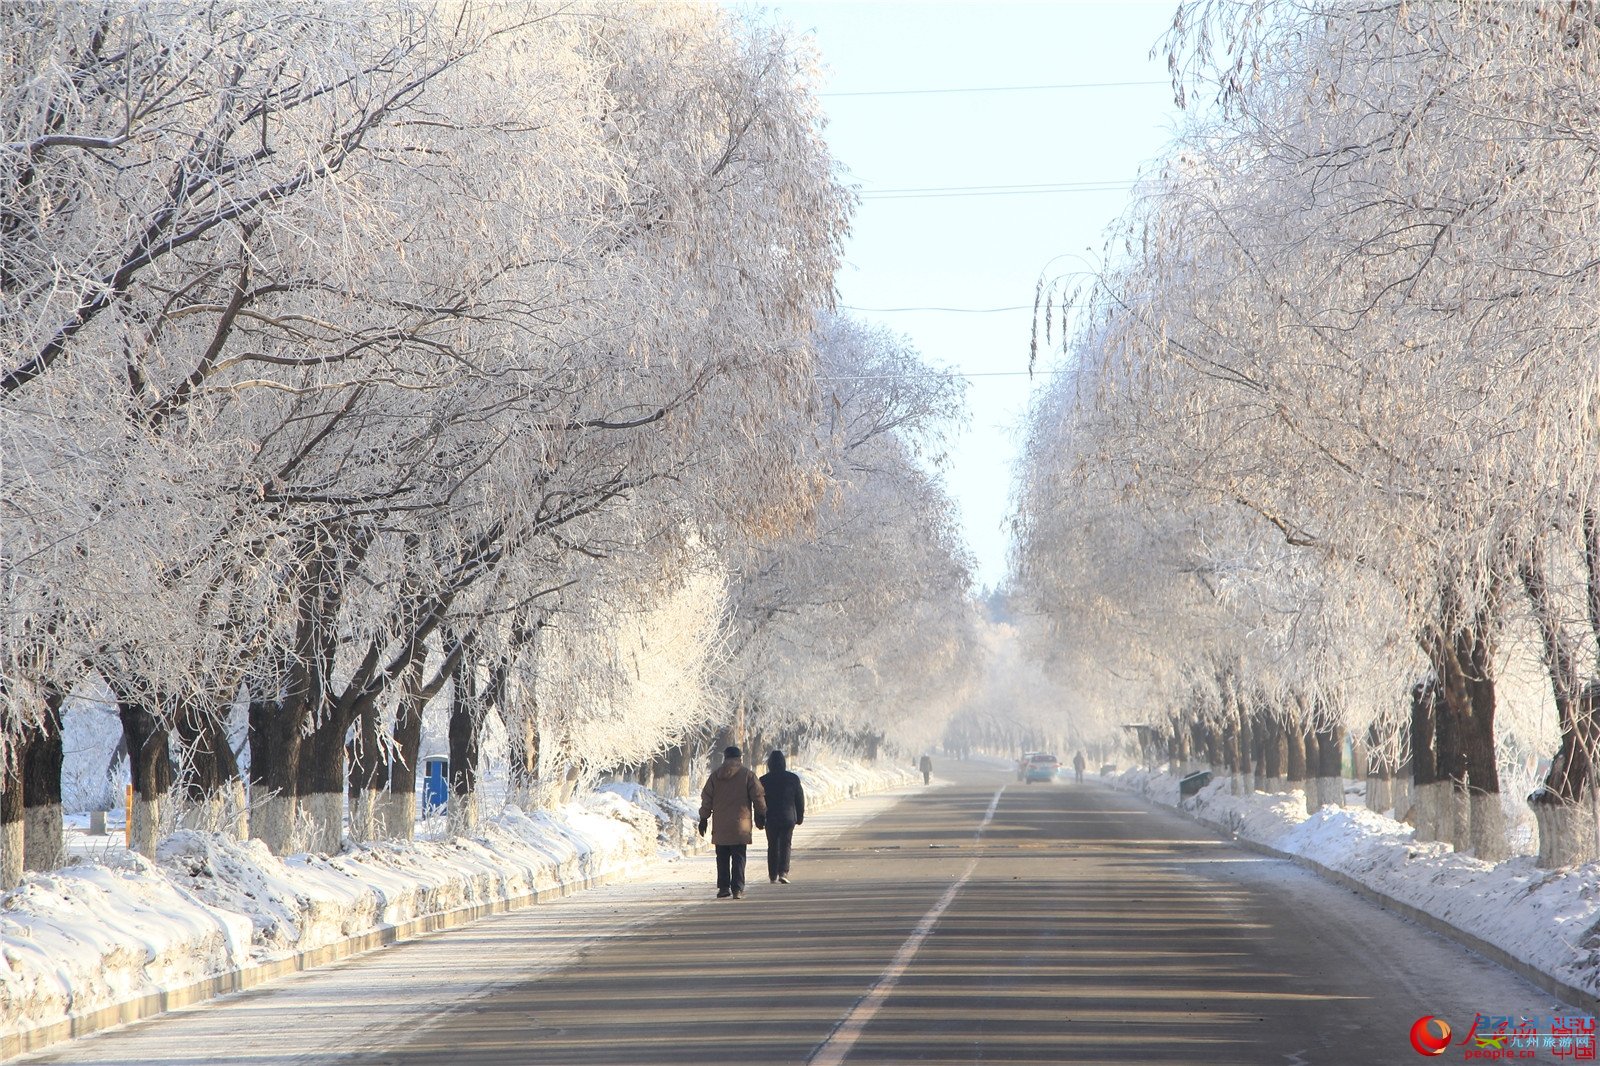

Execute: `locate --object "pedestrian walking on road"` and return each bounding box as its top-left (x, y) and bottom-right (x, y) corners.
top-left (1073, 751), bottom-right (1086, 784)
top-left (698, 746), bottom-right (766, 899)
top-left (919, 753), bottom-right (933, 785)
top-left (759, 750), bottom-right (805, 884)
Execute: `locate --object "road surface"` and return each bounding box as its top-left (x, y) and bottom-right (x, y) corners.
top-left (24, 760), bottom-right (1573, 1064)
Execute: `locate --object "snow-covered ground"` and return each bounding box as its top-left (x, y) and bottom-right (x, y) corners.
top-left (1112, 767), bottom-right (1600, 1004)
top-left (1, 760), bottom-right (913, 1060)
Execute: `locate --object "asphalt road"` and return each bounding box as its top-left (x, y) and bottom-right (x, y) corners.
top-left (27, 760), bottom-right (1576, 1065)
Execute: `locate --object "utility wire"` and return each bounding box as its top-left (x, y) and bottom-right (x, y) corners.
top-left (863, 184), bottom-right (1135, 200)
top-left (821, 80), bottom-right (1167, 98)
top-left (842, 304), bottom-right (1030, 314)
top-left (864, 180), bottom-right (1133, 195)
top-left (816, 370), bottom-right (1067, 381)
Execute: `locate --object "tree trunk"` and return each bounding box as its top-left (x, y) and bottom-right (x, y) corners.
top-left (297, 710), bottom-right (347, 855)
top-left (1365, 723), bottom-right (1391, 815)
top-left (247, 693), bottom-right (301, 855)
top-left (22, 688), bottom-right (66, 871)
top-left (1169, 718), bottom-right (1188, 775)
top-left (1432, 652), bottom-right (1473, 854)
top-left (1241, 704), bottom-right (1254, 787)
top-left (1284, 720), bottom-right (1306, 801)
top-left (173, 700), bottom-right (244, 837)
top-left (1222, 704), bottom-right (1248, 787)
top-left (507, 708), bottom-right (540, 809)
top-left (1261, 714), bottom-right (1284, 792)
top-left (1456, 621), bottom-right (1508, 861)
top-left (1314, 723), bottom-right (1344, 811)
top-left (115, 694), bottom-right (172, 859)
top-left (387, 661), bottom-right (429, 841)
top-left (1409, 679), bottom-right (1439, 840)
top-left (1523, 545), bottom-right (1597, 867)
top-left (446, 648), bottom-right (482, 838)
top-left (347, 695), bottom-right (385, 844)
top-left (664, 740), bottom-right (691, 799)
top-left (2, 736), bottom-right (30, 889)
top-left (1300, 726), bottom-right (1319, 814)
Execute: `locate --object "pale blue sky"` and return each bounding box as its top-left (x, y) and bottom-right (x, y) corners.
top-left (770, 1), bottom-right (1185, 589)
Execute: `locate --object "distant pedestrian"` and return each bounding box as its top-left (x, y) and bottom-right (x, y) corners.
top-left (1073, 751), bottom-right (1086, 784)
top-left (759, 750), bottom-right (805, 884)
top-left (698, 746), bottom-right (766, 899)
top-left (919, 753), bottom-right (933, 785)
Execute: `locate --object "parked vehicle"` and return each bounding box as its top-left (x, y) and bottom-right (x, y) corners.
top-left (1023, 752), bottom-right (1060, 783)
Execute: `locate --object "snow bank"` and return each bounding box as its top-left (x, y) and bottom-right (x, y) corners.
top-left (1113, 769), bottom-right (1600, 1002)
top-left (2, 759), bottom-right (913, 1059)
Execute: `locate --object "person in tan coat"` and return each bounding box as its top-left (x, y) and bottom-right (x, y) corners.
top-left (698, 745), bottom-right (767, 899)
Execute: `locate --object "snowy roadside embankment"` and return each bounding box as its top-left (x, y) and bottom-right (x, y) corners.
top-left (2, 760), bottom-right (914, 1059)
top-left (1112, 768), bottom-right (1600, 1003)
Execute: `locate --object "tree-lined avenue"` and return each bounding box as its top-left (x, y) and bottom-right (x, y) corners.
top-left (26, 763), bottom-right (1569, 1066)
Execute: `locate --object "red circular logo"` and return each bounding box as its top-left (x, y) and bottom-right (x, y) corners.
top-left (1411, 1016), bottom-right (1452, 1056)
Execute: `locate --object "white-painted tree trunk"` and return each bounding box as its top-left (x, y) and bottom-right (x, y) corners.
top-left (348, 790), bottom-right (382, 844)
top-left (1469, 793), bottom-right (1509, 862)
top-left (1446, 787), bottom-right (1472, 853)
top-left (301, 792), bottom-right (344, 854)
top-left (23, 802), bottom-right (64, 871)
top-left (177, 783), bottom-right (247, 838)
top-left (385, 791), bottom-right (416, 842)
top-left (447, 788), bottom-right (479, 838)
top-left (1314, 776), bottom-right (1343, 810)
top-left (1395, 778), bottom-right (1413, 820)
top-left (129, 795), bottom-right (161, 858)
top-left (249, 787), bottom-right (295, 856)
top-left (1411, 781), bottom-right (1440, 842)
top-left (0, 819), bottom-right (21, 889)
top-left (1535, 802), bottom-right (1597, 869)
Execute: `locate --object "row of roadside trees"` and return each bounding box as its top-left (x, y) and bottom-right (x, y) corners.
top-left (1014, 0), bottom-right (1600, 866)
top-left (0, 1), bottom-right (980, 889)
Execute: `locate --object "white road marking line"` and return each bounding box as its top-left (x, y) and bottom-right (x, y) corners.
top-left (807, 785), bottom-right (1006, 1066)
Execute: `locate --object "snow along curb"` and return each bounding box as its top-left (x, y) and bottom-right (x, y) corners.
top-left (2, 760), bottom-right (914, 1061)
top-left (1109, 769), bottom-right (1600, 1016)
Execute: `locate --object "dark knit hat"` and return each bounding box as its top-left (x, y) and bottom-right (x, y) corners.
top-left (723, 745), bottom-right (742, 759)
top-left (767, 750), bottom-right (786, 771)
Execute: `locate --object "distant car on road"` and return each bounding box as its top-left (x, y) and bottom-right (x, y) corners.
top-left (1016, 751), bottom-right (1039, 781)
top-left (1023, 752), bottom-right (1060, 783)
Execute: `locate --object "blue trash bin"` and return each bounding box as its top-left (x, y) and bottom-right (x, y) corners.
top-left (422, 756), bottom-right (449, 814)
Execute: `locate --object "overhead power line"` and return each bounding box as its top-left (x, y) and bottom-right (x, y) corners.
top-left (865, 181), bottom-right (1132, 195)
top-left (817, 370), bottom-right (1066, 381)
top-left (861, 181), bottom-right (1136, 201)
top-left (821, 80), bottom-right (1167, 98)
top-left (842, 304), bottom-right (1030, 314)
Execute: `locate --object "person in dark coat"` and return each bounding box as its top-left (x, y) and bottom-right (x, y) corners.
top-left (919, 753), bottom-right (933, 785)
top-left (759, 750), bottom-right (805, 884)
top-left (698, 746), bottom-right (766, 899)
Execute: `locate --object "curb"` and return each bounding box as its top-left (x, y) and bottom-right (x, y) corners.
top-left (1118, 779), bottom-right (1600, 1015)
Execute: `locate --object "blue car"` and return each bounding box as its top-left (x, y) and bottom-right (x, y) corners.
top-left (1023, 753), bottom-right (1059, 783)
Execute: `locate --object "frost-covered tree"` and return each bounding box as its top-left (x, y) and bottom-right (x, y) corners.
top-left (1015, 0), bottom-right (1600, 865)
top-left (2, 0), bottom-right (851, 873)
top-left (723, 317), bottom-right (980, 762)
